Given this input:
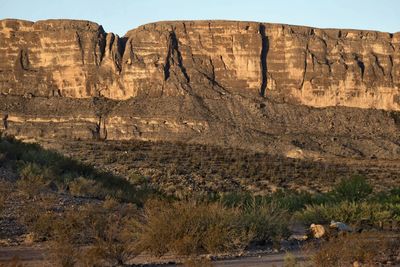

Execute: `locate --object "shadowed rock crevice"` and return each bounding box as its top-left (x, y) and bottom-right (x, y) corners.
top-left (18, 49), bottom-right (30, 70)
top-left (97, 26), bottom-right (107, 65)
top-left (299, 43), bottom-right (309, 90)
top-left (355, 55), bottom-right (365, 79)
top-left (118, 37), bottom-right (128, 61)
top-left (75, 32), bottom-right (85, 65)
top-left (259, 24), bottom-right (268, 97)
top-left (164, 31), bottom-right (190, 83)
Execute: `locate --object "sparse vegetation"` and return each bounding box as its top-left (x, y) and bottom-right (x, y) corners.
top-left (0, 180), bottom-right (11, 215)
top-left (1, 134), bottom-right (400, 266)
top-left (56, 139), bottom-right (400, 198)
top-left (82, 198), bottom-right (139, 266)
top-left (136, 199), bottom-right (252, 256)
top-left (312, 232), bottom-right (400, 267)
top-left (332, 175), bottom-right (373, 202)
top-left (0, 134), bottom-right (157, 204)
top-left (296, 201), bottom-right (394, 227)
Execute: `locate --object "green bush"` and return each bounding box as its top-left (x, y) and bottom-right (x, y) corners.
top-left (296, 201), bottom-right (392, 227)
top-left (16, 163), bottom-right (50, 199)
top-left (239, 199), bottom-right (290, 244)
top-left (373, 188), bottom-right (400, 205)
top-left (332, 175), bottom-right (372, 202)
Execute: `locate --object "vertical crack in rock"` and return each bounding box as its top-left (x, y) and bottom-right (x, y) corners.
top-left (118, 37), bottom-right (128, 60)
top-left (19, 49), bottom-right (30, 70)
top-left (299, 42), bottom-right (309, 90)
top-left (96, 26), bottom-right (107, 66)
top-left (389, 55), bottom-right (394, 84)
top-left (259, 24), bottom-right (268, 97)
top-left (210, 58), bottom-right (216, 84)
top-left (2, 114), bottom-right (8, 130)
top-left (220, 56), bottom-right (227, 70)
top-left (355, 55), bottom-right (365, 80)
top-left (197, 57), bottom-right (226, 93)
top-left (75, 32), bottom-right (85, 65)
top-left (163, 37), bottom-right (172, 81)
top-left (163, 31), bottom-right (190, 83)
top-left (372, 54), bottom-right (385, 76)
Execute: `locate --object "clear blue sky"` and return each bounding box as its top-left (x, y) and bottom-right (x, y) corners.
top-left (1, 0), bottom-right (399, 35)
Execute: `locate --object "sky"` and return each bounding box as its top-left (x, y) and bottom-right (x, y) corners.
top-left (1, 0), bottom-right (399, 36)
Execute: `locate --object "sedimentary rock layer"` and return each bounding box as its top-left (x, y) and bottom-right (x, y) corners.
top-left (1, 19), bottom-right (400, 160)
top-left (0, 19), bottom-right (399, 110)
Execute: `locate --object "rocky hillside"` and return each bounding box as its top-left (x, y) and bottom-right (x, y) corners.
top-left (0, 19), bottom-right (399, 159)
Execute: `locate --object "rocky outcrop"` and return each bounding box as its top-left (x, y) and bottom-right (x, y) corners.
top-left (0, 19), bottom-right (400, 160)
top-left (0, 19), bottom-right (399, 110)
top-left (0, 19), bottom-right (127, 98)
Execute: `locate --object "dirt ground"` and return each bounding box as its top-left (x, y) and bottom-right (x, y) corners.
top-left (0, 245), bottom-right (309, 267)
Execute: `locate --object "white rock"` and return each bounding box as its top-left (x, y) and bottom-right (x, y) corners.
top-left (330, 221), bottom-right (353, 232)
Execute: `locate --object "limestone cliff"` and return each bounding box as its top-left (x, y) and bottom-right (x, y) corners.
top-left (1, 19), bottom-right (400, 160)
top-left (0, 19), bottom-right (399, 110)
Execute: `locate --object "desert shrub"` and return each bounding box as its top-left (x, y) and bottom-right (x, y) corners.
top-left (49, 238), bottom-right (79, 267)
top-left (82, 198), bottom-right (140, 266)
top-left (332, 175), bottom-right (372, 202)
top-left (312, 232), bottom-right (400, 267)
top-left (268, 190), bottom-right (315, 212)
top-left (296, 201), bottom-right (392, 227)
top-left (137, 200), bottom-right (251, 256)
top-left (283, 252), bottom-right (300, 267)
top-left (240, 199), bottom-right (290, 245)
top-left (68, 177), bottom-right (107, 199)
top-left (0, 180), bottom-right (12, 214)
top-left (127, 171), bottom-right (148, 186)
top-left (0, 195), bottom-right (4, 214)
top-left (21, 197), bottom-right (140, 266)
top-left (46, 206), bottom-right (94, 267)
top-left (219, 192), bottom-right (253, 208)
top-left (16, 163), bottom-right (50, 198)
top-left (373, 187), bottom-right (400, 205)
top-left (18, 194), bottom-right (60, 241)
top-left (0, 135), bottom-right (149, 204)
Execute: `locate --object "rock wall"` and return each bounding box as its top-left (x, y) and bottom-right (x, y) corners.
top-left (0, 19), bottom-right (399, 110)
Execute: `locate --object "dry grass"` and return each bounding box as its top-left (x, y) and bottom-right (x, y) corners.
top-left (56, 139), bottom-right (400, 197)
top-left (82, 198), bottom-right (139, 266)
top-left (311, 232), bottom-right (400, 267)
top-left (136, 200), bottom-right (252, 256)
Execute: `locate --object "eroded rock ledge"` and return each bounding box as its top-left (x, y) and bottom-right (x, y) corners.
top-left (0, 19), bottom-right (399, 110)
top-left (0, 19), bottom-right (400, 159)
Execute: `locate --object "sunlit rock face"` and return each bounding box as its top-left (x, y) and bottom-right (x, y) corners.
top-left (1, 19), bottom-right (400, 160)
top-left (0, 19), bottom-right (399, 110)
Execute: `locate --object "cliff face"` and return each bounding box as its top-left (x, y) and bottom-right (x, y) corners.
top-left (1, 19), bottom-right (399, 110)
top-left (1, 19), bottom-right (400, 160)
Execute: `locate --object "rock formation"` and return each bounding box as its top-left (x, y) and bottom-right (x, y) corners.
top-left (1, 19), bottom-right (399, 109)
top-left (0, 19), bottom-right (400, 160)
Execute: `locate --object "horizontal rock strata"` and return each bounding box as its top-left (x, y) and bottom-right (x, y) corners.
top-left (0, 19), bottom-right (399, 110)
top-left (0, 19), bottom-right (399, 160)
